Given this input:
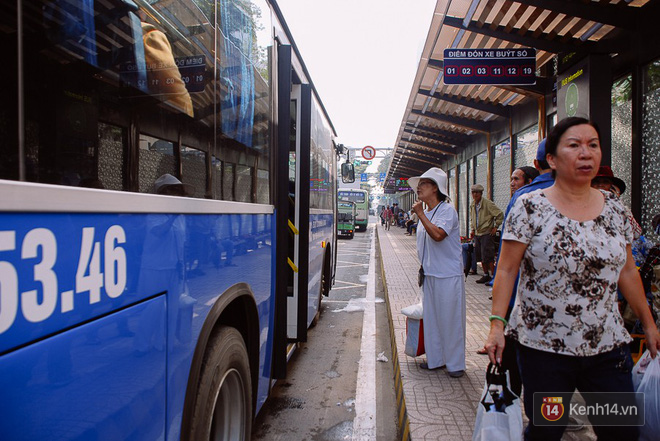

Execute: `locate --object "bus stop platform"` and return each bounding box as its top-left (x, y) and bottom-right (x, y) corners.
top-left (377, 223), bottom-right (593, 441)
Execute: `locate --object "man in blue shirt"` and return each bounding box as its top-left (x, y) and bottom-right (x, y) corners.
top-left (481, 139), bottom-right (553, 396)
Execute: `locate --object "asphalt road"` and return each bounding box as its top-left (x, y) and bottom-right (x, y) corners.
top-left (251, 222), bottom-right (399, 441)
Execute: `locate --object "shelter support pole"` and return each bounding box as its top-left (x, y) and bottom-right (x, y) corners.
top-left (538, 95), bottom-right (546, 140)
top-left (486, 132), bottom-right (492, 200)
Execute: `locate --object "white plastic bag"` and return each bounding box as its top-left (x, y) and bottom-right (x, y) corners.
top-left (638, 356), bottom-right (660, 441)
top-left (472, 363), bottom-right (523, 441)
top-left (401, 287), bottom-right (423, 319)
top-left (401, 302), bottom-right (423, 319)
top-left (632, 349), bottom-right (653, 391)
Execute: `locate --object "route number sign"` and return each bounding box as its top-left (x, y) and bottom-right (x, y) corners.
top-left (361, 146), bottom-right (376, 160)
top-left (443, 48), bottom-right (536, 85)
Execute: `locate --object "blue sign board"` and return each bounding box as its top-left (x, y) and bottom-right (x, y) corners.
top-left (443, 48), bottom-right (536, 85)
top-left (379, 173), bottom-right (386, 182)
top-left (361, 173), bottom-right (367, 182)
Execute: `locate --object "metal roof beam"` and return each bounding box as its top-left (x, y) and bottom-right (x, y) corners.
top-left (396, 144), bottom-right (449, 161)
top-left (444, 16), bottom-right (628, 55)
top-left (418, 88), bottom-right (510, 118)
top-left (411, 109), bottom-right (490, 133)
top-left (392, 158), bottom-right (438, 173)
top-left (388, 164), bottom-right (425, 179)
top-left (428, 58), bottom-right (444, 70)
top-left (390, 158), bottom-right (434, 172)
top-left (401, 138), bottom-right (458, 155)
top-left (403, 129), bottom-right (459, 149)
top-left (404, 122), bottom-right (470, 144)
top-left (513, 0), bottom-right (636, 30)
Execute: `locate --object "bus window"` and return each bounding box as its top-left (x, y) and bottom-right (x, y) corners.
top-left (139, 135), bottom-right (177, 194)
top-left (236, 165), bottom-right (254, 203)
top-left (7, 0), bottom-right (272, 201)
top-left (97, 123), bottom-right (127, 191)
top-left (257, 169), bottom-right (270, 204)
top-left (212, 156), bottom-right (222, 199)
top-left (181, 146), bottom-right (208, 198)
top-left (224, 162), bottom-right (236, 201)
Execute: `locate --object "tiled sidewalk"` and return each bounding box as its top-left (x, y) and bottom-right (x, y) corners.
top-left (377, 224), bottom-right (594, 441)
top-left (378, 224), bottom-right (491, 441)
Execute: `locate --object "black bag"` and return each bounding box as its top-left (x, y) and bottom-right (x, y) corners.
top-left (418, 265), bottom-right (425, 287)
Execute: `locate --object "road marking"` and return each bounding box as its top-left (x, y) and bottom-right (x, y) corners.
top-left (332, 279), bottom-right (367, 289)
top-left (330, 285), bottom-right (367, 291)
top-left (353, 225), bottom-right (377, 440)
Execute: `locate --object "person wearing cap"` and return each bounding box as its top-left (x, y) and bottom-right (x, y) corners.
top-left (510, 166), bottom-right (539, 196)
top-left (469, 184), bottom-right (503, 284)
top-left (591, 165), bottom-right (643, 240)
top-left (409, 167), bottom-right (465, 377)
top-left (591, 165), bottom-right (626, 195)
top-left (486, 117), bottom-right (660, 440)
top-left (477, 139), bottom-right (555, 394)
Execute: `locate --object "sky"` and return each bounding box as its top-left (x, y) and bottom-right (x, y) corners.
top-left (274, 0), bottom-right (438, 172)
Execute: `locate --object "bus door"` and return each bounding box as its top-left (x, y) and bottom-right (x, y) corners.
top-left (286, 83), bottom-right (311, 343)
top-left (273, 44), bottom-right (311, 380)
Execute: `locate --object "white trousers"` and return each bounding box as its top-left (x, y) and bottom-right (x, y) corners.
top-left (422, 274), bottom-right (466, 371)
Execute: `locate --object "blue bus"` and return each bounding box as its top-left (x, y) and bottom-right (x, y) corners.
top-left (0, 1), bottom-right (338, 439)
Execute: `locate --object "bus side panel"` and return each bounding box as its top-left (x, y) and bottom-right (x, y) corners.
top-left (0, 213), bottom-right (152, 354)
top-left (166, 213), bottom-right (274, 435)
top-left (307, 211), bottom-right (333, 327)
top-left (0, 297), bottom-right (167, 441)
top-left (0, 211), bottom-right (274, 439)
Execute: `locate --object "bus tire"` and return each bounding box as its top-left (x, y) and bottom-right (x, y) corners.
top-left (311, 251), bottom-right (330, 327)
top-left (310, 277), bottom-right (323, 328)
top-left (188, 326), bottom-right (252, 441)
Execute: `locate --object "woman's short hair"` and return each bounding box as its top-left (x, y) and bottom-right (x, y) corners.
top-left (546, 117), bottom-right (601, 157)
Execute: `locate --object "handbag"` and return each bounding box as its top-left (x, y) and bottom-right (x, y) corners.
top-left (404, 317), bottom-right (425, 357)
top-left (418, 265), bottom-right (425, 287)
top-left (472, 363), bottom-right (523, 441)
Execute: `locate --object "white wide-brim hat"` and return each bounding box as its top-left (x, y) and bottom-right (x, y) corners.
top-left (408, 167), bottom-right (448, 196)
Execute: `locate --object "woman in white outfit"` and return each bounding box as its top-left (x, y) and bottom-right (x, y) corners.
top-left (409, 168), bottom-right (466, 377)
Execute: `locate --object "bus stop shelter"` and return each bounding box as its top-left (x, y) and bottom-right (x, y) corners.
top-left (386, 0), bottom-right (660, 237)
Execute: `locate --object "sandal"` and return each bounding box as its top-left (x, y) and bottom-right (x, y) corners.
top-left (420, 362), bottom-right (445, 370)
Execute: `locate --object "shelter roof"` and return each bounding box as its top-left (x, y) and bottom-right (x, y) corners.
top-left (388, 0), bottom-right (658, 183)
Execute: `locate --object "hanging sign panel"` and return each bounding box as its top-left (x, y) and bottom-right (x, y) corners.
top-left (443, 48), bottom-right (536, 85)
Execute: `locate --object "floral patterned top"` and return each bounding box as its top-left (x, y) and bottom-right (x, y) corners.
top-left (503, 189), bottom-right (632, 356)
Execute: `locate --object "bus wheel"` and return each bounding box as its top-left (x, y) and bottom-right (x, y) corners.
top-left (310, 284), bottom-right (322, 327)
top-left (189, 326), bottom-right (252, 441)
top-left (311, 267), bottom-right (326, 327)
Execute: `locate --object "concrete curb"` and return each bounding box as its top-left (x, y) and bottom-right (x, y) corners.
top-left (377, 227), bottom-right (411, 441)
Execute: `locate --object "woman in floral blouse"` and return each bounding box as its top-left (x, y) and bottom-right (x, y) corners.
top-left (485, 117), bottom-right (660, 440)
